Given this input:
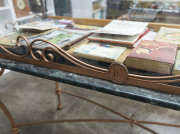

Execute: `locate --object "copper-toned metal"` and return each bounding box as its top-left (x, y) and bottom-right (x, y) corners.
top-left (30, 14), bottom-right (43, 22)
top-left (0, 68), bottom-right (4, 76)
top-left (15, 88), bottom-right (180, 134)
top-left (1, 85), bottom-right (180, 134)
top-left (55, 82), bottom-right (62, 110)
top-left (60, 89), bottom-right (158, 134)
top-left (5, 21), bottom-right (21, 32)
top-left (108, 63), bottom-right (128, 84)
top-left (1, 17), bottom-right (180, 134)
top-left (0, 36), bottom-right (30, 57)
top-left (129, 73), bottom-right (180, 80)
top-left (1, 36), bottom-right (180, 95)
top-left (12, 127), bottom-right (19, 134)
top-left (0, 100), bottom-right (18, 134)
top-left (16, 118), bottom-right (180, 129)
top-left (29, 39), bottom-right (107, 73)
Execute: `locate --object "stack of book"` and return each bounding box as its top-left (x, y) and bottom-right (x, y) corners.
top-left (88, 20), bottom-right (149, 48)
top-left (125, 27), bottom-right (180, 75)
top-left (125, 40), bottom-right (178, 74)
top-left (67, 20), bottom-right (156, 64)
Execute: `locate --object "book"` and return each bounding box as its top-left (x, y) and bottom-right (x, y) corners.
top-left (88, 20), bottom-right (149, 48)
top-left (99, 20), bottom-right (148, 36)
top-left (20, 29), bottom-right (89, 49)
top-left (68, 40), bottom-right (127, 63)
top-left (172, 49), bottom-right (180, 75)
top-left (154, 27), bottom-right (180, 45)
top-left (15, 21), bottom-right (60, 31)
top-left (88, 29), bottom-right (150, 48)
top-left (0, 30), bottom-right (43, 48)
top-left (125, 40), bottom-right (178, 74)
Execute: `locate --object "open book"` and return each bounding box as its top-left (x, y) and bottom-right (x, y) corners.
top-left (88, 20), bottom-right (149, 48)
top-left (99, 20), bottom-right (148, 36)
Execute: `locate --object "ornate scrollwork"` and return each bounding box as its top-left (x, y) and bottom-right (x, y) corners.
top-left (5, 21), bottom-right (21, 32)
top-left (0, 36), bottom-right (30, 57)
top-left (30, 14), bottom-right (43, 22)
top-left (29, 38), bottom-right (108, 73)
top-left (1, 35), bottom-right (180, 86)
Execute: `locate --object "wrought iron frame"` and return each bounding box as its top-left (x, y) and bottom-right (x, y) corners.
top-left (0, 70), bottom-right (180, 134)
top-left (0, 16), bottom-right (180, 134)
top-left (0, 35), bottom-right (180, 95)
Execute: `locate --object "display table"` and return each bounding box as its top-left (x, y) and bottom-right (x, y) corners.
top-left (0, 58), bottom-right (180, 111)
top-left (0, 16), bottom-right (180, 134)
top-left (0, 58), bottom-right (180, 134)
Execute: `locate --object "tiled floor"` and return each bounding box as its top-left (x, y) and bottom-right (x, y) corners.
top-left (0, 71), bottom-right (180, 134)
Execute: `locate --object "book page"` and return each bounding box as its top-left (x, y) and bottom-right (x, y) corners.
top-left (154, 27), bottom-right (180, 45)
top-left (100, 20), bottom-right (148, 36)
top-left (15, 21), bottom-right (60, 31)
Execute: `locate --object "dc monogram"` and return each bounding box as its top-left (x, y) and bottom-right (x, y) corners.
top-left (109, 63), bottom-right (128, 84)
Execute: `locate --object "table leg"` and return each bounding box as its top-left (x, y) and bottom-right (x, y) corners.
top-left (55, 82), bottom-right (63, 110)
top-left (0, 68), bottom-right (4, 76)
top-left (0, 68), bottom-right (180, 134)
top-left (0, 68), bottom-right (19, 134)
top-left (0, 101), bottom-right (19, 134)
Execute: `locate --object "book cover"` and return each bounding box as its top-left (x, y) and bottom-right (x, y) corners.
top-left (173, 49), bottom-right (180, 75)
top-left (15, 21), bottom-right (59, 31)
top-left (125, 40), bottom-right (178, 74)
top-left (88, 29), bottom-right (150, 48)
top-left (154, 27), bottom-right (180, 45)
top-left (88, 33), bottom-right (141, 47)
top-left (22, 29), bottom-right (89, 49)
top-left (0, 31), bottom-right (43, 48)
top-left (99, 20), bottom-right (148, 36)
top-left (69, 42), bottom-right (126, 63)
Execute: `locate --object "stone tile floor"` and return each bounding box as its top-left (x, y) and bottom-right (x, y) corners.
top-left (0, 71), bottom-right (179, 134)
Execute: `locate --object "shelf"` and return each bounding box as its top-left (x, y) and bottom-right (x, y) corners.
top-left (16, 11), bottom-right (54, 21)
top-left (0, 6), bottom-right (10, 11)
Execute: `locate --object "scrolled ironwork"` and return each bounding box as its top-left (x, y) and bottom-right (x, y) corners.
top-left (30, 14), bottom-right (43, 22)
top-left (0, 36), bottom-right (30, 57)
top-left (1, 35), bottom-right (180, 86)
top-left (29, 39), bottom-right (108, 73)
top-left (5, 21), bottom-right (21, 32)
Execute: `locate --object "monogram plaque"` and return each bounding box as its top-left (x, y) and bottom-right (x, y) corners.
top-left (108, 63), bottom-right (128, 84)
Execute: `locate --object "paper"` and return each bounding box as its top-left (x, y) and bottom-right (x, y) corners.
top-left (74, 43), bottom-right (126, 60)
top-left (154, 27), bottom-right (180, 45)
top-left (15, 21), bottom-right (60, 31)
top-left (133, 31), bottom-right (157, 47)
top-left (99, 20), bottom-right (148, 36)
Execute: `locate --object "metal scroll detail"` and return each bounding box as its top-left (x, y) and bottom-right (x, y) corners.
top-left (1, 36), bottom-right (180, 94)
top-left (29, 39), bottom-right (108, 73)
top-left (0, 36), bottom-right (30, 57)
top-left (30, 14), bottom-right (43, 22)
top-left (5, 21), bottom-right (21, 32)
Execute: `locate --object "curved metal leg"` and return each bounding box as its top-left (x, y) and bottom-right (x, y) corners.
top-left (55, 82), bottom-right (62, 110)
top-left (0, 68), bottom-right (5, 76)
top-left (0, 68), bottom-right (19, 134)
top-left (0, 100), bottom-right (19, 134)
